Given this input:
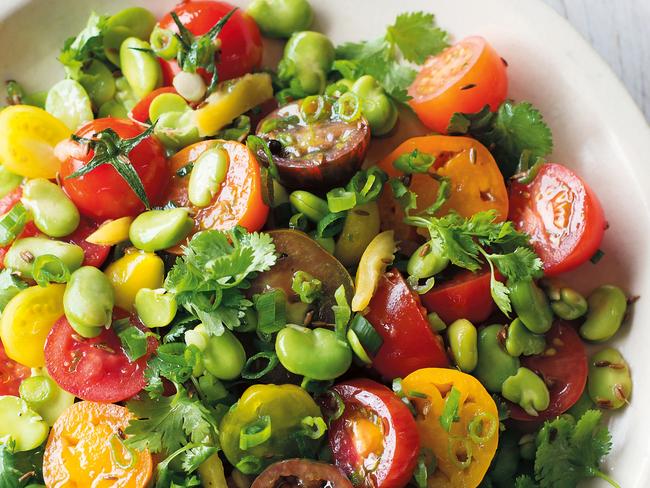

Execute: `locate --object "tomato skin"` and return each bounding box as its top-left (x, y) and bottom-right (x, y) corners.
top-left (63, 219), bottom-right (111, 268)
top-left (509, 163), bottom-right (606, 276)
top-left (365, 270), bottom-right (449, 379)
top-left (509, 322), bottom-right (588, 421)
top-left (408, 36), bottom-right (508, 134)
top-left (421, 268), bottom-right (495, 324)
top-left (158, 1), bottom-right (263, 84)
top-left (329, 379), bottom-right (420, 488)
top-left (58, 118), bottom-right (169, 221)
top-left (0, 188), bottom-right (40, 269)
top-left (129, 86), bottom-right (177, 123)
top-left (0, 339), bottom-right (30, 396)
top-left (44, 312), bottom-right (157, 403)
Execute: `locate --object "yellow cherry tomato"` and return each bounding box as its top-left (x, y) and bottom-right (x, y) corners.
top-left (0, 105), bottom-right (70, 178)
top-left (0, 284), bottom-right (65, 367)
top-left (402, 368), bottom-right (499, 488)
top-left (85, 217), bottom-right (134, 245)
top-left (104, 249), bottom-right (164, 311)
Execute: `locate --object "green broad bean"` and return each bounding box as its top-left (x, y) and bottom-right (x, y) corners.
top-left (4, 237), bottom-right (83, 279)
top-left (351, 75), bottom-right (398, 136)
top-left (45, 79), bottom-right (93, 131)
top-left (334, 201), bottom-right (380, 267)
top-left (509, 279), bottom-right (553, 334)
top-left (0, 396), bottom-right (49, 451)
top-left (247, 0), bottom-right (314, 38)
top-left (275, 324), bottom-right (352, 380)
top-left (188, 146), bottom-right (230, 207)
top-left (541, 279), bottom-right (588, 320)
top-left (19, 373), bottom-right (74, 426)
top-left (134, 288), bottom-right (178, 328)
top-left (63, 266), bottom-right (115, 338)
top-left (149, 93), bottom-right (189, 123)
top-left (579, 285), bottom-right (627, 342)
top-left (587, 347), bottom-right (632, 410)
top-left (98, 99), bottom-right (128, 119)
top-left (119, 37), bottom-right (162, 99)
top-left (129, 208), bottom-right (194, 252)
top-left (173, 71), bottom-right (207, 103)
top-left (78, 60), bottom-right (116, 109)
top-left (104, 7), bottom-right (157, 66)
top-left (185, 325), bottom-right (247, 380)
top-left (154, 110), bottom-right (201, 150)
top-left (475, 324), bottom-right (520, 393)
top-left (115, 76), bottom-right (138, 112)
top-left (501, 367), bottom-right (550, 417)
top-left (150, 26), bottom-right (181, 61)
top-left (504, 318), bottom-right (545, 357)
top-left (22, 178), bottom-right (80, 237)
top-left (407, 239), bottom-right (449, 280)
top-left (0, 165), bottom-right (22, 198)
top-left (289, 190), bottom-right (329, 222)
top-left (446, 319), bottom-right (478, 372)
top-left (309, 232), bottom-right (335, 254)
top-left (278, 31), bottom-right (335, 95)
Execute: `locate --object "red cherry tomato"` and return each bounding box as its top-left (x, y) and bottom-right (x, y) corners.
top-left (44, 312), bottom-right (157, 403)
top-left (509, 163), bottom-right (606, 276)
top-left (58, 118), bottom-right (169, 221)
top-left (63, 219), bottom-right (111, 268)
top-left (129, 86), bottom-right (177, 123)
top-left (0, 339), bottom-right (30, 396)
top-left (408, 36), bottom-right (508, 134)
top-left (421, 268), bottom-right (495, 324)
top-left (329, 379), bottom-right (420, 488)
top-left (509, 322), bottom-right (588, 421)
top-left (0, 187), bottom-right (39, 269)
top-left (365, 270), bottom-right (449, 379)
top-left (158, 1), bottom-right (263, 85)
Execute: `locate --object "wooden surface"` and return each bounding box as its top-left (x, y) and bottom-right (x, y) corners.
top-left (543, 0), bottom-right (650, 121)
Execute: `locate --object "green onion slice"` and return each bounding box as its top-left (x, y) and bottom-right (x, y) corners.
top-left (334, 92), bottom-right (362, 122)
top-left (349, 314), bottom-right (383, 356)
top-left (241, 351), bottom-right (279, 380)
top-left (239, 415), bottom-right (272, 451)
top-left (0, 202), bottom-right (27, 246)
top-left (327, 187), bottom-right (357, 213)
top-left (467, 412), bottom-right (497, 444)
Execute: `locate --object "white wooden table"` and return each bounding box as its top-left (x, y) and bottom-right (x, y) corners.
top-left (543, 0), bottom-right (650, 121)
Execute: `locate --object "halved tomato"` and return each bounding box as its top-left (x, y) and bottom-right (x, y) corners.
top-left (0, 187), bottom-right (39, 268)
top-left (0, 339), bottom-right (30, 396)
top-left (63, 218), bottom-right (111, 268)
top-left (129, 86), bottom-right (177, 123)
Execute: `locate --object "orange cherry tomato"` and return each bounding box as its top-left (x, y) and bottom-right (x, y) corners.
top-left (408, 36), bottom-right (508, 134)
top-left (43, 401), bottom-right (153, 488)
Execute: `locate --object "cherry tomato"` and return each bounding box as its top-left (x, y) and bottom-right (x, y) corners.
top-left (509, 163), bottom-right (606, 276)
top-left (63, 218), bottom-right (111, 268)
top-left (58, 118), bottom-right (169, 221)
top-left (44, 312), bottom-right (157, 403)
top-left (158, 1), bottom-right (263, 85)
top-left (408, 36), bottom-right (508, 134)
top-left (129, 86), bottom-right (177, 123)
top-left (329, 379), bottom-right (420, 488)
top-left (365, 270), bottom-right (449, 379)
top-left (0, 339), bottom-right (30, 396)
top-left (509, 322), bottom-right (588, 421)
top-left (421, 268), bottom-right (495, 324)
top-left (252, 459), bottom-right (353, 488)
top-left (0, 187), bottom-right (39, 269)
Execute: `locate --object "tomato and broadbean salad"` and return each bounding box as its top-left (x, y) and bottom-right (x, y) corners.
top-left (0, 1), bottom-right (632, 487)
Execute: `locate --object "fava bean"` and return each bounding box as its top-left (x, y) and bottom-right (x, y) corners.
top-left (78, 60), bottom-right (116, 109)
top-left (0, 396), bottom-right (49, 451)
top-left (154, 110), bottom-right (201, 149)
top-left (247, 0), bottom-right (313, 38)
top-left (19, 373), bottom-right (75, 426)
top-left (309, 232), bottom-right (335, 254)
top-left (64, 266), bottom-right (114, 338)
top-left (278, 32), bottom-right (335, 95)
top-left (587, 347), bottom-right (632, 410)
top-left (104, 7), bottom-right (157, 66)
top-left (579, 285), bottom-right (627, 342)
top-left (22, 178), bottom-right (80, 237)
top-left (501, 367), bottom-right (550, 417)
top-left (150, 26), bottom-right (181, 60)
top-left (185, 324), bottom-right (246, 380)
top-left (351, 75), bottom-right (398, 136)
top-left (173, 71), bottom-right (207, 103)
top-left (148, 93), bottom-right (189, 123)
top-left (334, 201), bottom-right (380, 267)
top-left (97, 99), bottom-right (128, 119)
top-left (104, 249), bottom-right (164, 311)
top-left (4, 237), bottom-right (83, 279)
top-left (0, 165), bottom-right (23, 198)
top-left (407, 239), bottom-right (449, 279)
top-left (509, 279), bottom-right (553, 334)
top-left (189, 146), bottom-right (230, 207)
top-left (119, 37), bottom-right (162, 99)
top-left (129, 208), bottom-right (194, 252)
top-left (475, 324), bottom-right (520, 393)
top-left (115, 76), bottom-right (138, 112)
top-left (134, 288), bottom-right (178, 328)
top-left (504, 318), bottom-right (545, 357)
top-left (445, 319), bottom-right (477, 373)
top-left (541, 279), bottom-right (588, 320)
top-left (351, 230), bottom-right (396, 312)
top-left (275, 324), bottom-right (352, 380)
top-left (289, 190), bottom-right (329, 222)
top-left (45, 79), bottom-right (93, 131)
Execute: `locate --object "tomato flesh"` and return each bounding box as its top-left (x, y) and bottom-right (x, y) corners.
top-left (365, 270), bottom-right (449, 379)
top-left (129, 86), bottom-right (177, 123)
top-left (0, 339), bottom-right (30, 396)
top-left (329, 379), bottom-right (420, 488)
top-left (0, 187), bottom-right (39, 269)
top-left (44, 312), bottom-right (157, 403)
top-left (63, 218), bottom-right (111, 268)
top-left (509, 163), bottom-right (606, 276)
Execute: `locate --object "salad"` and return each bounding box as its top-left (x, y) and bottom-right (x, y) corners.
top-left (0, 0), bottom-right (633, 487)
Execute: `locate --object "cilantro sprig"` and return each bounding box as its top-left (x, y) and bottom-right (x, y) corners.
top-left (58, 12), bottom-right (110, 79)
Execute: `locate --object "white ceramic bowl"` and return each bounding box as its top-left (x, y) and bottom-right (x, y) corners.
top-left (1, 0), bottom-right (649, 485)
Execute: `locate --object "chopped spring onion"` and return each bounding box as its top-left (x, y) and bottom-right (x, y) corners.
top-left (323, 390), bottom-right (345, 424)
top-left (349, 314), bottom-right (383, 356)
top-left (300, 416), bottom-right (327, 439)
top-left (332, 285), bottom-right (351, 341)
top-left (0, 202), bottom-right (28, 246)
top-left (291, 270), bottom-right (322, 304)
top-left (327, 187), bottom-right (357, 213)
top-left (31, 254), bottom-right (71, 287)
top-left (239, 415), bottom-right (272, 450)
top-left (448, 436), bottom-right (473, 470)
top-left (439, 386), bottom-right (461, 432)
top-left (254, 289), bottom-right (287, 335)
top-left (467, 412), bottom-right (497, 444)
top-left (316, 211), bottom-right (346, 238)
top-left (109, 433), bottom-right (137, 470)
top-left (427, 312), bottom-right (447, 332)
top-left (346, 328), bottom-right (372, 365)
top-left (300, 95), bottom-right (328, 123)
top-left (241, 351), bottom-right (279, 380)
top-left (235, 455), bottom-right (263, 475)
top-left (334, 92), bottom-right (361, 122)
top-left (289, 212), bottom-right (309, 231)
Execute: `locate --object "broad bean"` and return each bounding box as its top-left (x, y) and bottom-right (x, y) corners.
top-left (185, 324), bottom-right (247, 380)
top-left (154, 110), bottom-right (201, 149)
top-left (188, 146), bottom-right (230, 207)
top-left (289, 190), bottom-right (329, 222)
top-left (351, 75), bottom-right (398, 136)
top-left (104, 249), bottom-right (164, 311)
top-left (579, 285), bottom-right (627, 342)
top-left (78, 60), bottom-right (116, 109)
top-left (334, 201), bottom-right (380, 267)
top-left (406, 239), bottom-right (449, 279)
top-left (587, 347), bottom-right (632, 410)
top-left (447, 319), bottom-right (478, 372)
top-left (247, 0), bottom-right (314, 38)
top-left (475, 324), bottom-right (520, 393)
top-left (135, 288), bottom-right (178, 328)
top-left (64, 266), bottom-right (115, 338)
top-left (504, 318), bottom-right (546, 357)
top-left (0, 396), bottom-right (49, 451)
top-left (129, 208), bottom-right (194, 252)
top-left (119, 37), bottom-right (162, 99)
top-left (173, 71), bottom-right (207, 103)
top-left (19, 373), bottom-right (74, 426)
top-left (22, 178), bottom-right (80, 237)
top-left (509, 279), bottom-right (553, 334)
top-left (501, 367), bottom-right (550, 417)
top-left (149, 93), bottom-right (189, 123)
top-left (541, 278), bottom-right (588, 320)
top-left (4, 237), bottom-right (84, 279)
top-left (278, 31), bottom-right (335, 95)
top-left (45, 79), bottom-right (93, 131)
top-left (104, 7), bottom-right (157, 66)
top-left (97, 99), bottom-right (128, 119)
top-left (351, 230), bottom-right (396, 312)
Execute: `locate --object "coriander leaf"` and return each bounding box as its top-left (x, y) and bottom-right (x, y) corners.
top-left (386, 12), bottom-right (448, 64)
top-left (144, 343), bottom-right (196, 398)
top-left (0, 271), bottom-right (27, 313)
top-left (0, 440), bottom-right (45, 488)
top-left (180, 445), bottom-right (218, 473)
top-left (487, 247), bottom-right (544, 283)
top-left (59, 12), bottom-right (110, 78)
top-left (439, 386), bottom-right (461, 432)
top-left (0, 440), bottom-right (20, 488)
top-left (515, 476), bottom-right (539, 488)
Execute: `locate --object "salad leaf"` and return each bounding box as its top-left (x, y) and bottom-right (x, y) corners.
top-left (386, 12), bottom-right (449, 64)
top-left (0, 270), bottom-right (27, 313)
top-left (59, 12), bottom-right (110, 78)
top-left (0, 440), bottom-right (44, 488)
